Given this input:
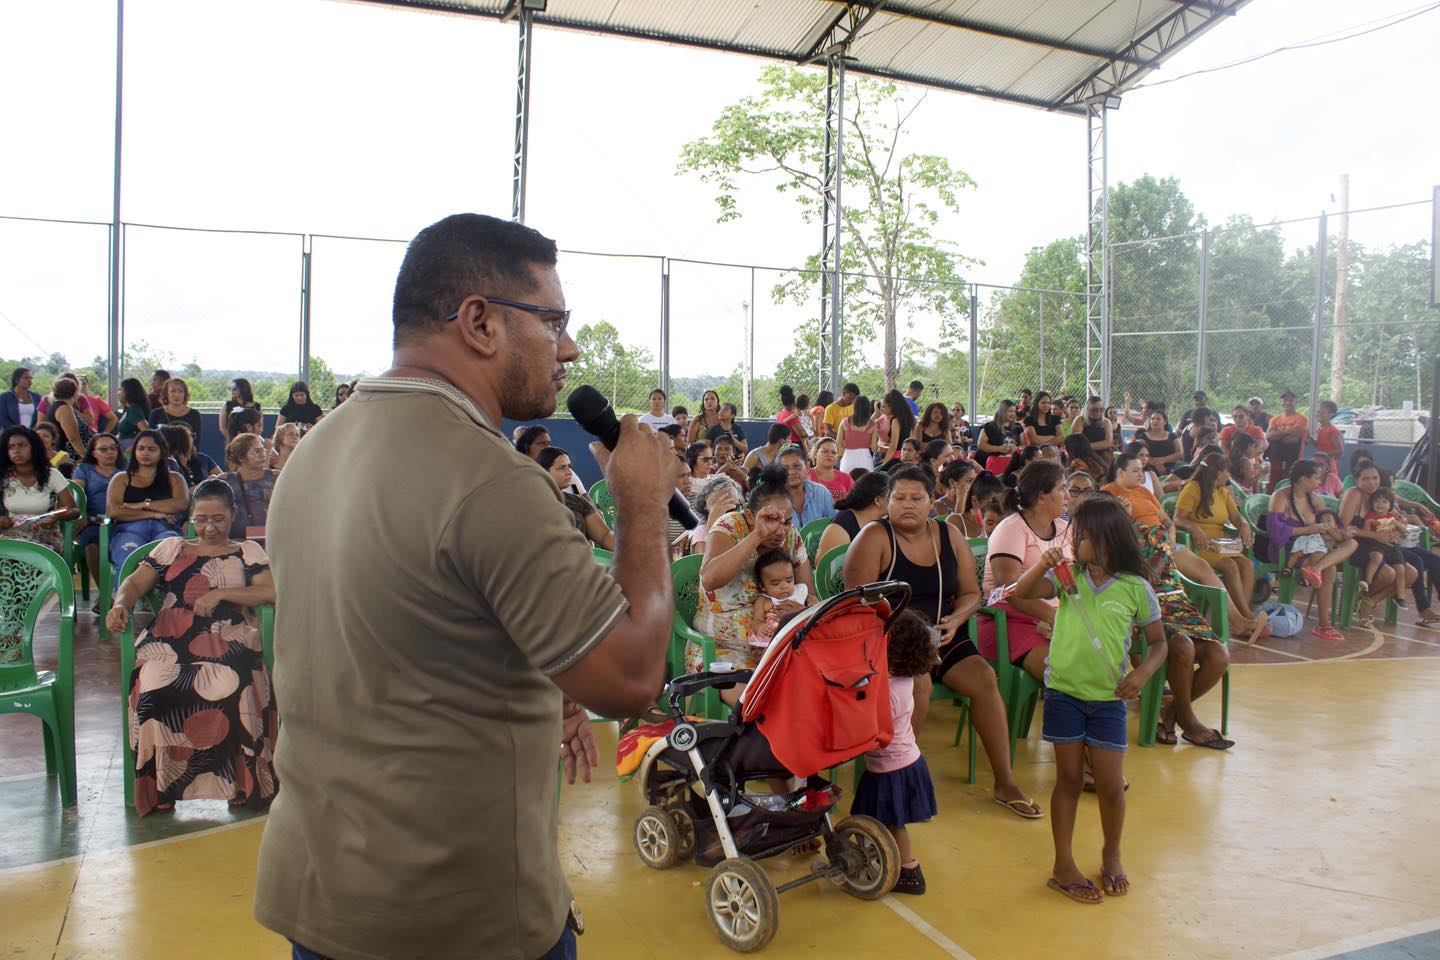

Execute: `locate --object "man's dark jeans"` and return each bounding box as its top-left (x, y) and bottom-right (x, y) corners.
top-left (291, 926), bottom-right (577, 960)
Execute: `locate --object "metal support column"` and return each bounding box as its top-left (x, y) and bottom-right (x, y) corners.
top-left (107, 0), bottom-right (126, 406)
top-left (817, 48), bottom-right (846, 395)
top-left (1038, 293), bottom-right (1045, 389)
top-left (299, 235), bottom-right (313, 382)
top-left (510, 5), bottom-right (534, 224)
top-left (659, 258), bottom-right (670, 400)
top-left (1084, 101), bottom-right (1111, 403)
top-left (1308, 214), bottom-right (1328, 411)
top-left (1196, 228), bottom-right (1210, 391)
top-left (968, 286), bottom-right (979, 420)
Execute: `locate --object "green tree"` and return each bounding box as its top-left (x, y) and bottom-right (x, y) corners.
top-left (567, 321), bottom-right (659, 414)
top-left (679, 65), bottom-right (975, 392)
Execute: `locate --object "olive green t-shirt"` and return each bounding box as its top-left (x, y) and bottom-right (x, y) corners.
top-left (253, 377), bottom-right (627, 960)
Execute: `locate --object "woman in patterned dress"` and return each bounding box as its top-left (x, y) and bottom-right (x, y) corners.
top-left (691, 465), bottom-right (817, 685)
top-left (105, 477), bottom-right (278, 815)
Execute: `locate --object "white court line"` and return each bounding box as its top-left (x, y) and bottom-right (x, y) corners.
top-left (882, 895), bottom-right (977, 960)
top-left (1267, 914), bottom-right (1440, 959)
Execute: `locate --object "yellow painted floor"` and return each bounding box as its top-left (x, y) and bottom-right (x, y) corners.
top-left (6, 653), bottom-right (1440, 959)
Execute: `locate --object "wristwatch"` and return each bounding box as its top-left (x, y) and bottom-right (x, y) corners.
top-left (144, 499), bottom-right (152, 509)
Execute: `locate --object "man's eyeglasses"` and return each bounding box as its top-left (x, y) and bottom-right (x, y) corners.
top-left (446, 296), bottom-right (571, 340)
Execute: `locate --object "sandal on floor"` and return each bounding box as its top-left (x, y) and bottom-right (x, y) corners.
top-left (1101, 872), bottom-right (1130, 897)
top-left (1182, 730), bottom-right (1235, 750)
top-left (1312, 625), bottom-right (1345, 642)
top-left (1155, 722), bottom-right (1178, 745)
top-left (1418, 611), bottom-right (1440, 629)
top-left (1047, 877), bottom-right (1103, 904)
top-left (994, 796), bottom-right (1044, 819)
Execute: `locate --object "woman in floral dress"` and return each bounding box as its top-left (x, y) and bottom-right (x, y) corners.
top-left (106, 477), bottom-right (278, 815)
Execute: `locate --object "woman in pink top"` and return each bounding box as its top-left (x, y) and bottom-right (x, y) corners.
top-left (807, 437), bottom-right (853, 501)
top-left (978, 460), bottom-right (1071, 681)
top-left (850, 610), bottom-right (939, 896)
top-left (837, 396), bottom-right (879, 473)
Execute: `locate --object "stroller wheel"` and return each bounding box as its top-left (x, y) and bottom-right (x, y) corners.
top-left (668, 805), bottom-right (696, 861)
top-left (705, 858), bottom-right (779, 953)
top-left (633, 806), bottom-right (682, 870)
top-left (829, 816), bottom-right (901, 900)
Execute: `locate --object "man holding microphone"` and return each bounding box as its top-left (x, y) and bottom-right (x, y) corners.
top-left (254, 213), bottom-right (682, 960)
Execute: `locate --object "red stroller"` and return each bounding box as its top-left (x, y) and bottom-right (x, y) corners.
top-left (628, 581), bottom-right (911, 952)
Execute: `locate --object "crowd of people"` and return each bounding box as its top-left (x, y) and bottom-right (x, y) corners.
top-left (6, 346), bottom-right (1440, 904)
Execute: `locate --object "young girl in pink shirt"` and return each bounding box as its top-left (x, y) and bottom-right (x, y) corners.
top-left (849, 609), bottom-right (939, 895)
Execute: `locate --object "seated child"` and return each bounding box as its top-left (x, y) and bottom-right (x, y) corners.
top-left (1283, 506), bottom-right (1344, 590)
top-left (850, 609), bottom-right (939, 896)
top-left (750, 549), bottom-right (812, 647)
top-left (1363, 487), bottom-right (1409, 607)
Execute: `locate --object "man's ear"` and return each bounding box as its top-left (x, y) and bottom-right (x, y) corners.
top-left (455, 297), bottom-right (502, 359)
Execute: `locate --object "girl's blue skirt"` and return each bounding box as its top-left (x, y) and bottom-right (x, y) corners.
top-left (850, 755), bottom-right (936, 826)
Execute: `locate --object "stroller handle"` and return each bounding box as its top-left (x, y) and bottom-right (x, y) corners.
top-left (787, 580), bottom-right (911, 652)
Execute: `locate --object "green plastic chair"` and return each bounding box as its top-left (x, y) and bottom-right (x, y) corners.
top-left (588, 479), bottom-right (615, 529)
top-left (1273, 478), bottom-right (1291, 493)
top-left (1160, 492), bottom-right (1179, 518)
top-left (591, 546), bottom-right (614, 568)
top-left (1342, 474), bottom-right (1356, 490)
top-left (1243, 493), bottom-right (1296, 606)
top-left (800, 517), bottom-right (831, 561)
top-left (0, 541), bottom-right (77, 807)
top-left (1135, 571), bottom-right (1232, 747)
top-left (1394, 479), bottom-right (1440, 516)
top-left (930, 680), bottom-right (976, 785)
top-left (815, 545), bottom-right (848, 600)
top-left (114, 539), bottom-right (275, 808)
top-left (669, 554), bottom-right (724, 719)
top-left (61, 481), bottom-right (90, 603)
top-left (968, 538), bottom-right (1042, 764)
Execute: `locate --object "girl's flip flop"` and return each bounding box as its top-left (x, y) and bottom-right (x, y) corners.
top-left (994, 796), bottom-right (1044, 819)
top-left (1047, 877), bottom-right (1103, 904)
top-left (1312, 625), bottom-right (1345, 642)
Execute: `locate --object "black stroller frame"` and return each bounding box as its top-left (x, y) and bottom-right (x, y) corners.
top-left (631, 582), bottom-right (910, 953)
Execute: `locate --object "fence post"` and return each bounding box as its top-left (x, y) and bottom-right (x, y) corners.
top-left (1308, 214), bottom-right (1328, 412)
top-left (968, 285), bottom-right (979, 419)
top-left (660, 257), bottom-right (671, 401)
top-left (299, 235), bottom-right (312, 382)
top-left (107, 0), bottom-right (127, 406)
top-left (1038, 292), bottom-right (1045, 389)
top-left (1196, 228), bottom-right (1209, 392)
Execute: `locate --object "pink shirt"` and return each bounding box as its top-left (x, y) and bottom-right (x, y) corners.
top-left (982, 512), bottom-right (1073, 607)
top-left (866, 676), bottom-right (920, 773)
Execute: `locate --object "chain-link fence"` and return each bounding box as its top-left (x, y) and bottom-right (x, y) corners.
top-left (2, 196), bottom-right (1436, 429)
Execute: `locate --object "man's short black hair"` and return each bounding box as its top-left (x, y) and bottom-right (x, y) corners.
top-left (391, 213), bottom-right (558, 346)
top-left (843, 382), bottom-right (860, 396)
top-left (908, 380), bottom-right (924, 392)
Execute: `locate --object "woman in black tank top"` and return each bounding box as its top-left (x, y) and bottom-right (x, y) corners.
top-left (840, 466), bottom-right (1042, 818)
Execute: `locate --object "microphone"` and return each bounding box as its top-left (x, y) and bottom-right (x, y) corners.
top-left (568, 385), bottom-right (701, 530)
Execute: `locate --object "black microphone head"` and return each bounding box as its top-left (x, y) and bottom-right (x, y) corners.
top-left (567, 385), bottom-right (621, 448)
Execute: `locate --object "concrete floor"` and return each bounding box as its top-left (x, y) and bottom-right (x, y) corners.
top-left (4, 597), bottom-right (1440, 959)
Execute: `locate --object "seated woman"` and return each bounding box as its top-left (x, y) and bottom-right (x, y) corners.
top-left (221, 434), bottom-right (278, 542)
top-left (537, 447), bottom-right (613, 550)
top-left (914, 402), bottom-right (951, 447)
top-left (1270, 461), bottom-right (1361, 639)
top-left (837, 396), bottom-right (879, 473)
top-left (693, 465), bottom-right (819, 693)
top-left (1339, 460), bottom-right (1433, 627)
top-left (1105, 452), bottom-right (1265, 640)
top-left (46, 376), bottom-right (94, 462)
top-left (276, 380), bottom-right (324, 429)
top-left (934, 457), bottom-right (979, 519)
top-left (1174, 453), bottom-right (1261, 627)
top-left (73, 433), bottom-right (125, 586)
top-left (741, 422), bottom-right (791, 475)
top-left (107, 429), bottom-right (189, 573)
top-left (33, 422), bottom-right (74, 477)
top-left (1021, 391), bottom-right (1064, 450)
top-left (845, 466), bottom-right (1041, 820)
top-left (948, 469), bottom-right (1005, 539)
top-left (113, 377), bottom-right (152, 445)
top-left (148, 377), bottom-right (204, 445)
top-left (1123, 439), bottom-right (1180, 496)
top-left (1179, 407), bottom-right (1219, 463)
top-left (1227, 433), bottom-right (1264, 495)
top-left (715, 403), bottom-right (749, 456)
top-left (1311, 452), bottom-right (1343, 497)
top-left (1139, 408), bottom-right (1182, 475)
top-left (513, 424), bottom-right (551, 461)
top-left (917, 439), bottom-right (956, 485)
top-left (159, 423), bottom-right (220, 489)
top-left (690, 475), bottom-right (744, 552)
top-left (0, 425), bottom-right (79, 552)
top-left (270, 423), bottom-right (303, 472)
top-left (1062, 433), bottom-right (1107, 482)
top-left (977, 400), bottom-right (1021, 474)
top-left (808, 437), bottom-right (853, 502)
top-left (816, 469), bottom-right (889, 560)
top-left (105, 478), bottom-right (278, 816)
top-left (684, 441), bottom-right (714, 485)
top-left (949, 402), bottom-right (973, 452)
top-left (710, 433), bottom-right (750, 492)
top-left (219, 377), bottom-right (263, 445)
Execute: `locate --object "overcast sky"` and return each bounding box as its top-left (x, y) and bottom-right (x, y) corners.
top-left (1, 0), bottom-right (1436, 381)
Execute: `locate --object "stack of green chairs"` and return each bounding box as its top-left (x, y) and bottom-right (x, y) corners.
top-left (815, 545), bottom-right (847, 600)
top-left (114, 540), bottom-right (275, 808)
top-left (0, 541), bottom-right (77, 807)
top-left (799, 518), bottom-right (830, 561)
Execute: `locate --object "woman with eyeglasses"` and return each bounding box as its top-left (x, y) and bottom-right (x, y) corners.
top-left (73, 433), bottom-right (126, 588)
top-left (222, 434), bottom-right (279, 541)
top-left (220, 377), bottom-right (263, 444)
top-left (692, 464), bottom-right (818, 683)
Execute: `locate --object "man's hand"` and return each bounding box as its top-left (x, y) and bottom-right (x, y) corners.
top-left (560, 700), bottom-right (599, 785)
top-left (596, 415), bottom-right (686, 515)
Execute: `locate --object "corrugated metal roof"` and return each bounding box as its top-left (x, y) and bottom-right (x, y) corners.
top-left (347, 0), bottom-right (1253, 114)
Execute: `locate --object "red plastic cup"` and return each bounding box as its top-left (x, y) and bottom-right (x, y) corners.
top-left (1054, 561), bottom-right (1078, 594)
